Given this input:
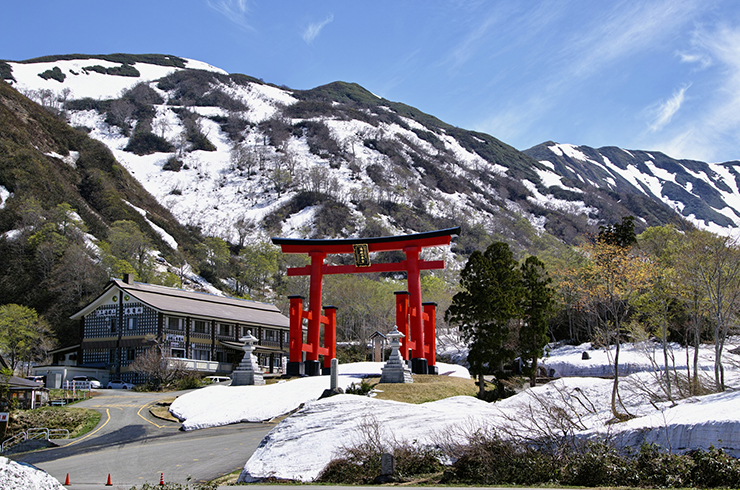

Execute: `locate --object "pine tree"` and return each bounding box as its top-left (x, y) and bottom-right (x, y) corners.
top-left (519, 256), bottom-right (554, 387)
top-left (445, 242), bottom-right (522, 397)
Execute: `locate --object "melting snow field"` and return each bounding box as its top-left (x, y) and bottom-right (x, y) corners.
top-left (170, 340), bottom-right (740, 483)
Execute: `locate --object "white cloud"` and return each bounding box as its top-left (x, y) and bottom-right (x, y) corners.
top-left (475, 0), bottom-right (703, 151)
top-left (677, 51), bottom-right (713, 70)
top-left (647, 85), bottom-right (690, 133)
top-left (560, 0), bottom-right (701, 80)
top-left (302, 14), bottom-right (334, 44)
top-left (646, 24), bottom-right (740, 161)
top-left (206, 0), bottom-right (254, 31)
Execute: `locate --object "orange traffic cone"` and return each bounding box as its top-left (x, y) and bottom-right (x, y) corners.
top-left (105, 473), bottom-right (112, 486)
top-left (160, 472), bottom-right (165, 485)
top-left (64, 473), bottom-right (69, 485)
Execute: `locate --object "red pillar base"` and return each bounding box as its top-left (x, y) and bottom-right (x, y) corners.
top-left (411, 358), bottom-right (428, 374)
top-left (287, 361), bottom-right (304, 376)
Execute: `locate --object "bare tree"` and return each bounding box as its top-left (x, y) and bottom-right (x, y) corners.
top-left (130, 339), bottom-right (187, 390)
top-left (230, 143), bottom-right (258, 178)
top-left (106, 99), bottom-right (135, 135)
top-left (153, 115), bottom-right (171, 138)
top-left (685, 230), bottom-right (740, 391)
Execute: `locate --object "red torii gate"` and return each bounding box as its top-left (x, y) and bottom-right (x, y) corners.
top-left (272, 227), bottom-right (459, 376)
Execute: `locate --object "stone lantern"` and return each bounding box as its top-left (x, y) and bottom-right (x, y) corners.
top-left (230, 330), bottom-right (265, 386)
top-left (379, 326), bottom-right (413, 384)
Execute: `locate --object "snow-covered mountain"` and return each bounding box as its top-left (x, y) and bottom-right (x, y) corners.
top-left (524, 142), bottom-right (740, 237)
top-left (2, 53), bottom-right (737, 259)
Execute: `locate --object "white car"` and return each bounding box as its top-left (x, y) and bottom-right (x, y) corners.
top-left (106, 380), bottom-right (135, 389)
top-left (71, 376), bottom-right (101, 389)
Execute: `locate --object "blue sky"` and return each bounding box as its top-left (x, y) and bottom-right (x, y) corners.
top-left (4, 0), bottom-right (740, 162)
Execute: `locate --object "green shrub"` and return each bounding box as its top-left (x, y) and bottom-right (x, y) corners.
top-left (689, 445), bottom-right (740, 488)
top-left (345, 380), bottom-right (375, 396)
top-left (124, 132), bottom-right (175, 155)
top-left (38, 66), bottom-right (66, 82)
top-left (561, 440), bottom-right (634, 487)
top-left (635, 443), bottom-right (694, 488)
top-left (106, 63), bottom-right (140, 77)
top-left (445, 430), bottom-right (555, 485)
top-left (187, 130), bottom-right (216, 152)
top-left (318, 440), bottom-right (443, 484)
top-left (163, 157), bottom-right (183, 172)
top-left (173, 373), bottom-right (203, 390)
top-left (83, 65), bottom-right (107, 75)
top-left (84, 63), bottom-right (140, 77)
top-left (394, 445), bottom-right (444, 477)
top-left (19, 53), bottom-right (187, 68)
top-left (0, 61), bottom-right (15, 81)
top-left (123, 83), bottom-right (164, 105)
top-left (65, 98), bottom-right (107, 112)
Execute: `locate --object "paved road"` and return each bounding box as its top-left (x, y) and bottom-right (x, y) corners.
top-left (11, 388), bottom-right (274, 488)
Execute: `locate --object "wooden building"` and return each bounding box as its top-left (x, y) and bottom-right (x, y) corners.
top-left (70, 274), bottom-right (290, 384)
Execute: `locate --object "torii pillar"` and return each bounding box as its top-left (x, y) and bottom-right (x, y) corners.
top-left (273, 227), bottom-right (459, 376)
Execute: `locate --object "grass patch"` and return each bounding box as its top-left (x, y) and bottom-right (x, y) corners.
top-left (7, 407), bottom-right (101, 439)
top-left (208, 469), bottom-right (241, 486)
top-left (149, 397), bottom-right (180, 422)
top-left (366, 374), bottom-right (478, 404)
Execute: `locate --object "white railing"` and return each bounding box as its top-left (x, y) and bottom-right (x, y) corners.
top-left (1, 427), bottom-right (69, 453)
top-left (165, 358), bottom-right (231, 373)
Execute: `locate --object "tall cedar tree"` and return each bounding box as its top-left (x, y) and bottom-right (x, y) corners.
top-left (519, 256), bottom-right (554, 387)
top-left (445, 242), bottom-right (522, 396)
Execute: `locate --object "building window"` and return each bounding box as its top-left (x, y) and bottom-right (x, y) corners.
top-left (127, 318), bottom-right (137, 330)
top-left (265, 329), bottom-right (275, 341)
top-left (218, 324), bottom-right (230, 336)
top-left (171, 348), bottom-right (185, 359)
top-left (194, 320), bottom-right (207, 334)
top-left (167, 317), bottom-right (182, 330)
top-left (194, 350), bottom-right (209, 361)
top-left (215, 351), bottom-right (226, 362)
top-left (127, 348), bottom-right (136, 361)
top-left (110, 318), bottom-right (117, 334)
top-left (109, 349), bottom-right (116, 363)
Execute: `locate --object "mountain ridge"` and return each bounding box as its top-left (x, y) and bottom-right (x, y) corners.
top-left (2, 53), bottom-right (733, 254)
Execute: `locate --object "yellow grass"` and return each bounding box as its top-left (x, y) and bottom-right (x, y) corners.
top-left (368, 374), bottom-right (477, 404)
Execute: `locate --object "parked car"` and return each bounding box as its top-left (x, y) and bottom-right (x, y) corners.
top-left (71, 375), bottom-right (101, 389)
top-left (106, 380), bottom-right (135, 389)
top-left (25, 375), bottom-right (45, 386)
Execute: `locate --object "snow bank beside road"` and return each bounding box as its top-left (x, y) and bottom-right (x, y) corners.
top-left (169, 361), bottom-right (469, 430)
top-left (240, 394), bottom-right (497, 483)
top-left (0, 457), bottom-right (64, 490)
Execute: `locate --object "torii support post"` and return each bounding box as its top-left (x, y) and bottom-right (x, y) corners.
top-left (287, 295), bottom-right (306, 376)
top-left (305, 252), bottom-right (327, 377)
top-left (322, 305), bottom-right (337, 374)
top-left (423, 302), bottom-right (438, 374)
top-left (273, 227), bottom-right (460, 376)
top-left (395, 291), bottom-right (411, 360)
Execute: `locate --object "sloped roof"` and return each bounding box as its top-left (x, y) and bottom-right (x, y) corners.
top-left (71, 279), bottom-right (289, 329)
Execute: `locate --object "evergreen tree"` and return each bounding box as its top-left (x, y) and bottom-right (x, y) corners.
top-left (445, 242), bottom-right (522, 397)
top-left (519, 256), bottom-right (554, 387)
top-left (598, 215), bottom-right (637, 248)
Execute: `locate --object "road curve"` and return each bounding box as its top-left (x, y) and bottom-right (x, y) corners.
top-left (10, 388), bottom-right (274, 488)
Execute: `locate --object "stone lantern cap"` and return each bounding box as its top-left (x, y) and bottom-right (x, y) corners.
top-left (387, 326), bottom-right (404, 342)
top-left (239, 330), bottom-right (258, 352)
